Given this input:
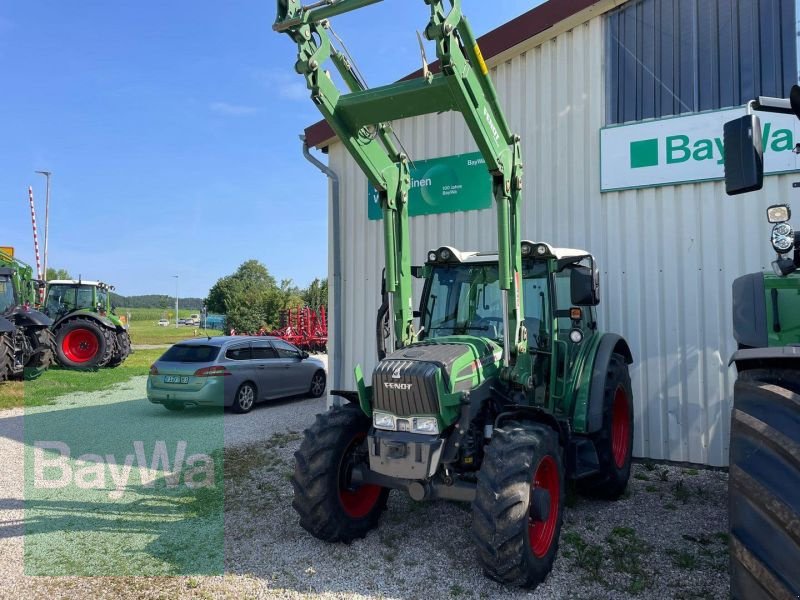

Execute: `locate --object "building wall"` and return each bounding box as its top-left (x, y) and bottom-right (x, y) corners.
top-left (325, 13), bottom-right (798, 467)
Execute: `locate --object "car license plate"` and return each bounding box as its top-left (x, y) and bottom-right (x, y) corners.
top-left (164, 375), bottom-right (189, 384)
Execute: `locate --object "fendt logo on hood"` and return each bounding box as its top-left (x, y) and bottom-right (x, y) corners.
top-left (391, 366), bottom-right (402, 379)
top-left (386, 366), bottom-right (411, 390)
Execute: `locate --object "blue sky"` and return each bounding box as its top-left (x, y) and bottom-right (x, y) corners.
top-left (0, 1), bottom-right (541, 297)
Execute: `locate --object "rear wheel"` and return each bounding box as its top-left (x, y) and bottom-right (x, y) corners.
top-left (578, 353), bottom-right (633, 499)
top-left (309, 370), bottom-right (326, 398)
top-left (106, 330), bottom-right (131, 368)
top-left (54, 318), bottom-right (114, 369)
top-left (472, 421), bottom-right (565, 589)
top-left (292, 404), bottom-right (388, 542)
top-left (232, 382), bottom-right (256, 414)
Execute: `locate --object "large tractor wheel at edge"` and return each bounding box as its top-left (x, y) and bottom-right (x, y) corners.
top-left (53, 317), bottom-right (114, 369)
top-left (106, 330), bottom-right (131, 368)
top-left (0, 332), bottom-right (13, 381)
top-left (577, 352), bottom-right (634, 500)
top-left (730, 368), bottom-right (800, 600)
top-left (25, 327), bottom-right (56, 377)
top-left (292, 404), bottom-right (389, 543)
top-left (472, 421), bottom-right (565, 589)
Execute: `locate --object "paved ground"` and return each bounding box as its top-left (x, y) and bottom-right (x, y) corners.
top-left (0, 354), bottom-right (729, 599)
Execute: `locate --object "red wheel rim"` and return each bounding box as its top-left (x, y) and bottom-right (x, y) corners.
top-left (62, 329), bottom-right (99, 363)
top-left (338, 433), bottom-right (382, 518)
top-left (528, 455), bottom-right (560, 558)
top-left (611, 385), bottom-right (630, 469)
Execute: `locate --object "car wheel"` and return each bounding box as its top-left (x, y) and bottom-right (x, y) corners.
top-left (233, 382), bottom-right (256, 414)
top-left (164, 402), bottom-right (185, 412)
top-left (309, 370), bottom-right (326, 398)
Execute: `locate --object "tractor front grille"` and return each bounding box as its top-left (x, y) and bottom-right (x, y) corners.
top-left (372, 359), bottom-right (439, 417)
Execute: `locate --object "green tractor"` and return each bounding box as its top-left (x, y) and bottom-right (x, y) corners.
top-left (42, 280), bottom-right (131, 369)
top-left (0, 247), bottom-right (55, 380)
top-left (276, 0), bottom-right (634, 588)
top-left (724, 88), bottom-right (800, 600)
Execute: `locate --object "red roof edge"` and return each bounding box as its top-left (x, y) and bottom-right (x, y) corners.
top-left (304, 0), bottom-right (602, 149)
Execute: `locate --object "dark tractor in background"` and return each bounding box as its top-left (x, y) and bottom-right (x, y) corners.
top-left (724, 86), bottom-right (800, 600)
top-left (0, 248), bottom-right (54, 380)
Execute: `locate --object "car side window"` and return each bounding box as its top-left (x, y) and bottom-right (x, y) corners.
top-left (252, 343), bottom-right (278, 360)
top-left (225, 345), bottom-right (252, 361)
top-left (273, 340), bottom-right (301, 359)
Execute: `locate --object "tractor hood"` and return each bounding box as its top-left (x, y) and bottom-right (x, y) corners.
top-left (372, 336), bottom-right (502, 427)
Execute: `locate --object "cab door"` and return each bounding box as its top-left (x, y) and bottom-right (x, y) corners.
top-left (251, 341), bottom-right (282, 399)
top-left (271, 339), bottom-right (307, 396)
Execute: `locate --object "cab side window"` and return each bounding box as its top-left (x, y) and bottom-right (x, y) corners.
top-left (225, 345), bottom-right (252, 361)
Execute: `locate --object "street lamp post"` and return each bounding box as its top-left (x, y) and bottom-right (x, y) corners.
top-left (173, 275), bottom-right (179, 328)
top-left (34, 171), bottom-right (51, 280)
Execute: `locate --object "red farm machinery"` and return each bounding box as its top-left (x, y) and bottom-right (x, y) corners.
top-left (270, 305), bottom-right (327, 352)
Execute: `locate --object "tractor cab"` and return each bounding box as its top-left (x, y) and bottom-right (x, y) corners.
top-left (44, 280), bottom-right (114, 321)
top-left (0, 269), bottom-right (17, 314)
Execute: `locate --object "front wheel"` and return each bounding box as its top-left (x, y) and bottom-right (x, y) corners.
top-left (292, 404), bottom-right (389, 542)
top-left (309, 370), bottom-right (326, 398)
top-left (472, 422), bottom-right (565, 589)
top-left (106, 330), bottom-right (131, 368)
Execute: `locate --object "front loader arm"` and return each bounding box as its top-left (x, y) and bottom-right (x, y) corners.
top-left (275, 0), bottom-right (526, 367)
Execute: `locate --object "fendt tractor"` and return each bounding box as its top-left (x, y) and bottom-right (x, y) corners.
top-left (275, 0), bottom-right (634, 588)
top-left (0, 247), bottom-right (54, 380)
top-left (42, 279), bottom-right (131, 369)
top-left (724, 87), bottom-right (800, 599)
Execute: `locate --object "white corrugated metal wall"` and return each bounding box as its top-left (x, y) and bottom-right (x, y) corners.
top-left (324, 12), bottom-right (797, 467)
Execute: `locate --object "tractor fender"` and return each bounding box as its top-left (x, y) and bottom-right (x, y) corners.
top-left (0, 316), bottom-right (15, 334)
top-left (10, 308), bottom-right (53, 328)
top-left (54, 311), bottom-right (117, 331)
top-left (586, 334), bottom-right (633, 434)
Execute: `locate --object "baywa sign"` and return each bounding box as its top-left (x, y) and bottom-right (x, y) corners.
top-left (368, 151), bottom-right (492, 220)
top-left (600, 106), bottom-right (800, 192)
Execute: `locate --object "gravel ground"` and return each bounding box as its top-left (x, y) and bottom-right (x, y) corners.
top-left (0, 354), bottom-right (729, 599)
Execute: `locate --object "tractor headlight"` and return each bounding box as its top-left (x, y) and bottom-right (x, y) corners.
top-left (767, 204), bottom-right (791, 224)
top-left (427, 251), bottom-right (438, 263)
top-left (439, 248), bottom-right (452, 261)
top-left (373, 412), bottom-right (395, 431)
top-left (521, 242), bottom-right (533, 257)
top-left (771, 223), bottom-right (795, 254)
top-left (412, 417), bottom-right (439, 435)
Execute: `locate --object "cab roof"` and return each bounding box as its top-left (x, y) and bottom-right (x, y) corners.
top-left (429, 242), bottom-right (591, 264)
top-left (49, 280), bottom-right (113, 289)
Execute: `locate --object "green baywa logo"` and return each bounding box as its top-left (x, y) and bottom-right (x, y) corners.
top-left (629, 122), bottom-right (795, 169)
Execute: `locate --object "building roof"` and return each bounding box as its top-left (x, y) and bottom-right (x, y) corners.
top-left (304, 0), bottom-right (605, 149)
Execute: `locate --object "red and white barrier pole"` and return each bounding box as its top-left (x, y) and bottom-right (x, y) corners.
top-left (28, 186), bottom-right (44, 301)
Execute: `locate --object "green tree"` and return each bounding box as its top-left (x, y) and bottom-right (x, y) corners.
top-left (45, 267), bottom-right (71, 281)
top-left (302, 277), bottom-right (328, 310)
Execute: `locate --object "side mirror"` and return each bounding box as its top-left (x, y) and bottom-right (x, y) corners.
top-left (301, 351), bottom-right (309, 360)
top-left (571, 265), bottom-right (600, 306)
top-left (411, 266), bottom-right (423, 279)
top-left (723, 114), bottom-right (763, 195)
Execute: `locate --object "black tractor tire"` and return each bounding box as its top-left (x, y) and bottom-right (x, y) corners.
top-left (472, 421), bottom-right (565, 589)
top-left (106, 330), bottom-right (132, 368)
top-left (577, 353), bottom-right (634, 500)
top-left (0, 331), bottom-right (13, 382)
top-left (232, 382), bottom-right (257, 414)
top-left (730, 368), bottom-right (800, 600)
top-left (24, 327), bottom-right (55, 372)
top-left (53, 317), bottom-right (114, 369)
top-left (292, 404), bottom-right (389, 543)
top-left (309, 370), bottom-right (326, 398)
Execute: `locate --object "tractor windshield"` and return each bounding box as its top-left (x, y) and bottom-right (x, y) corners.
top-left (0, 276), bottom-right (15, 313)
top-left (421, 261), bottom-right (551, 348)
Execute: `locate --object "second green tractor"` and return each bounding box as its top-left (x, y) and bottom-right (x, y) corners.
top-left (276, 0), bottom-right (634, 589)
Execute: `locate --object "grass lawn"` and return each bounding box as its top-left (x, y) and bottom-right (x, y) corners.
top-left (0, 348), bottom-right (165, 410)
top-left (127, 322), bottom-right (224, 345)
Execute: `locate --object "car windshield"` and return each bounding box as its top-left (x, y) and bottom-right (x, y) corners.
top-left (159, 344), bottom-right (221, 363)
top-left (421, 262), bottom-right (551, 347)
top-left (0, 276), bottom-right (15, 313)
